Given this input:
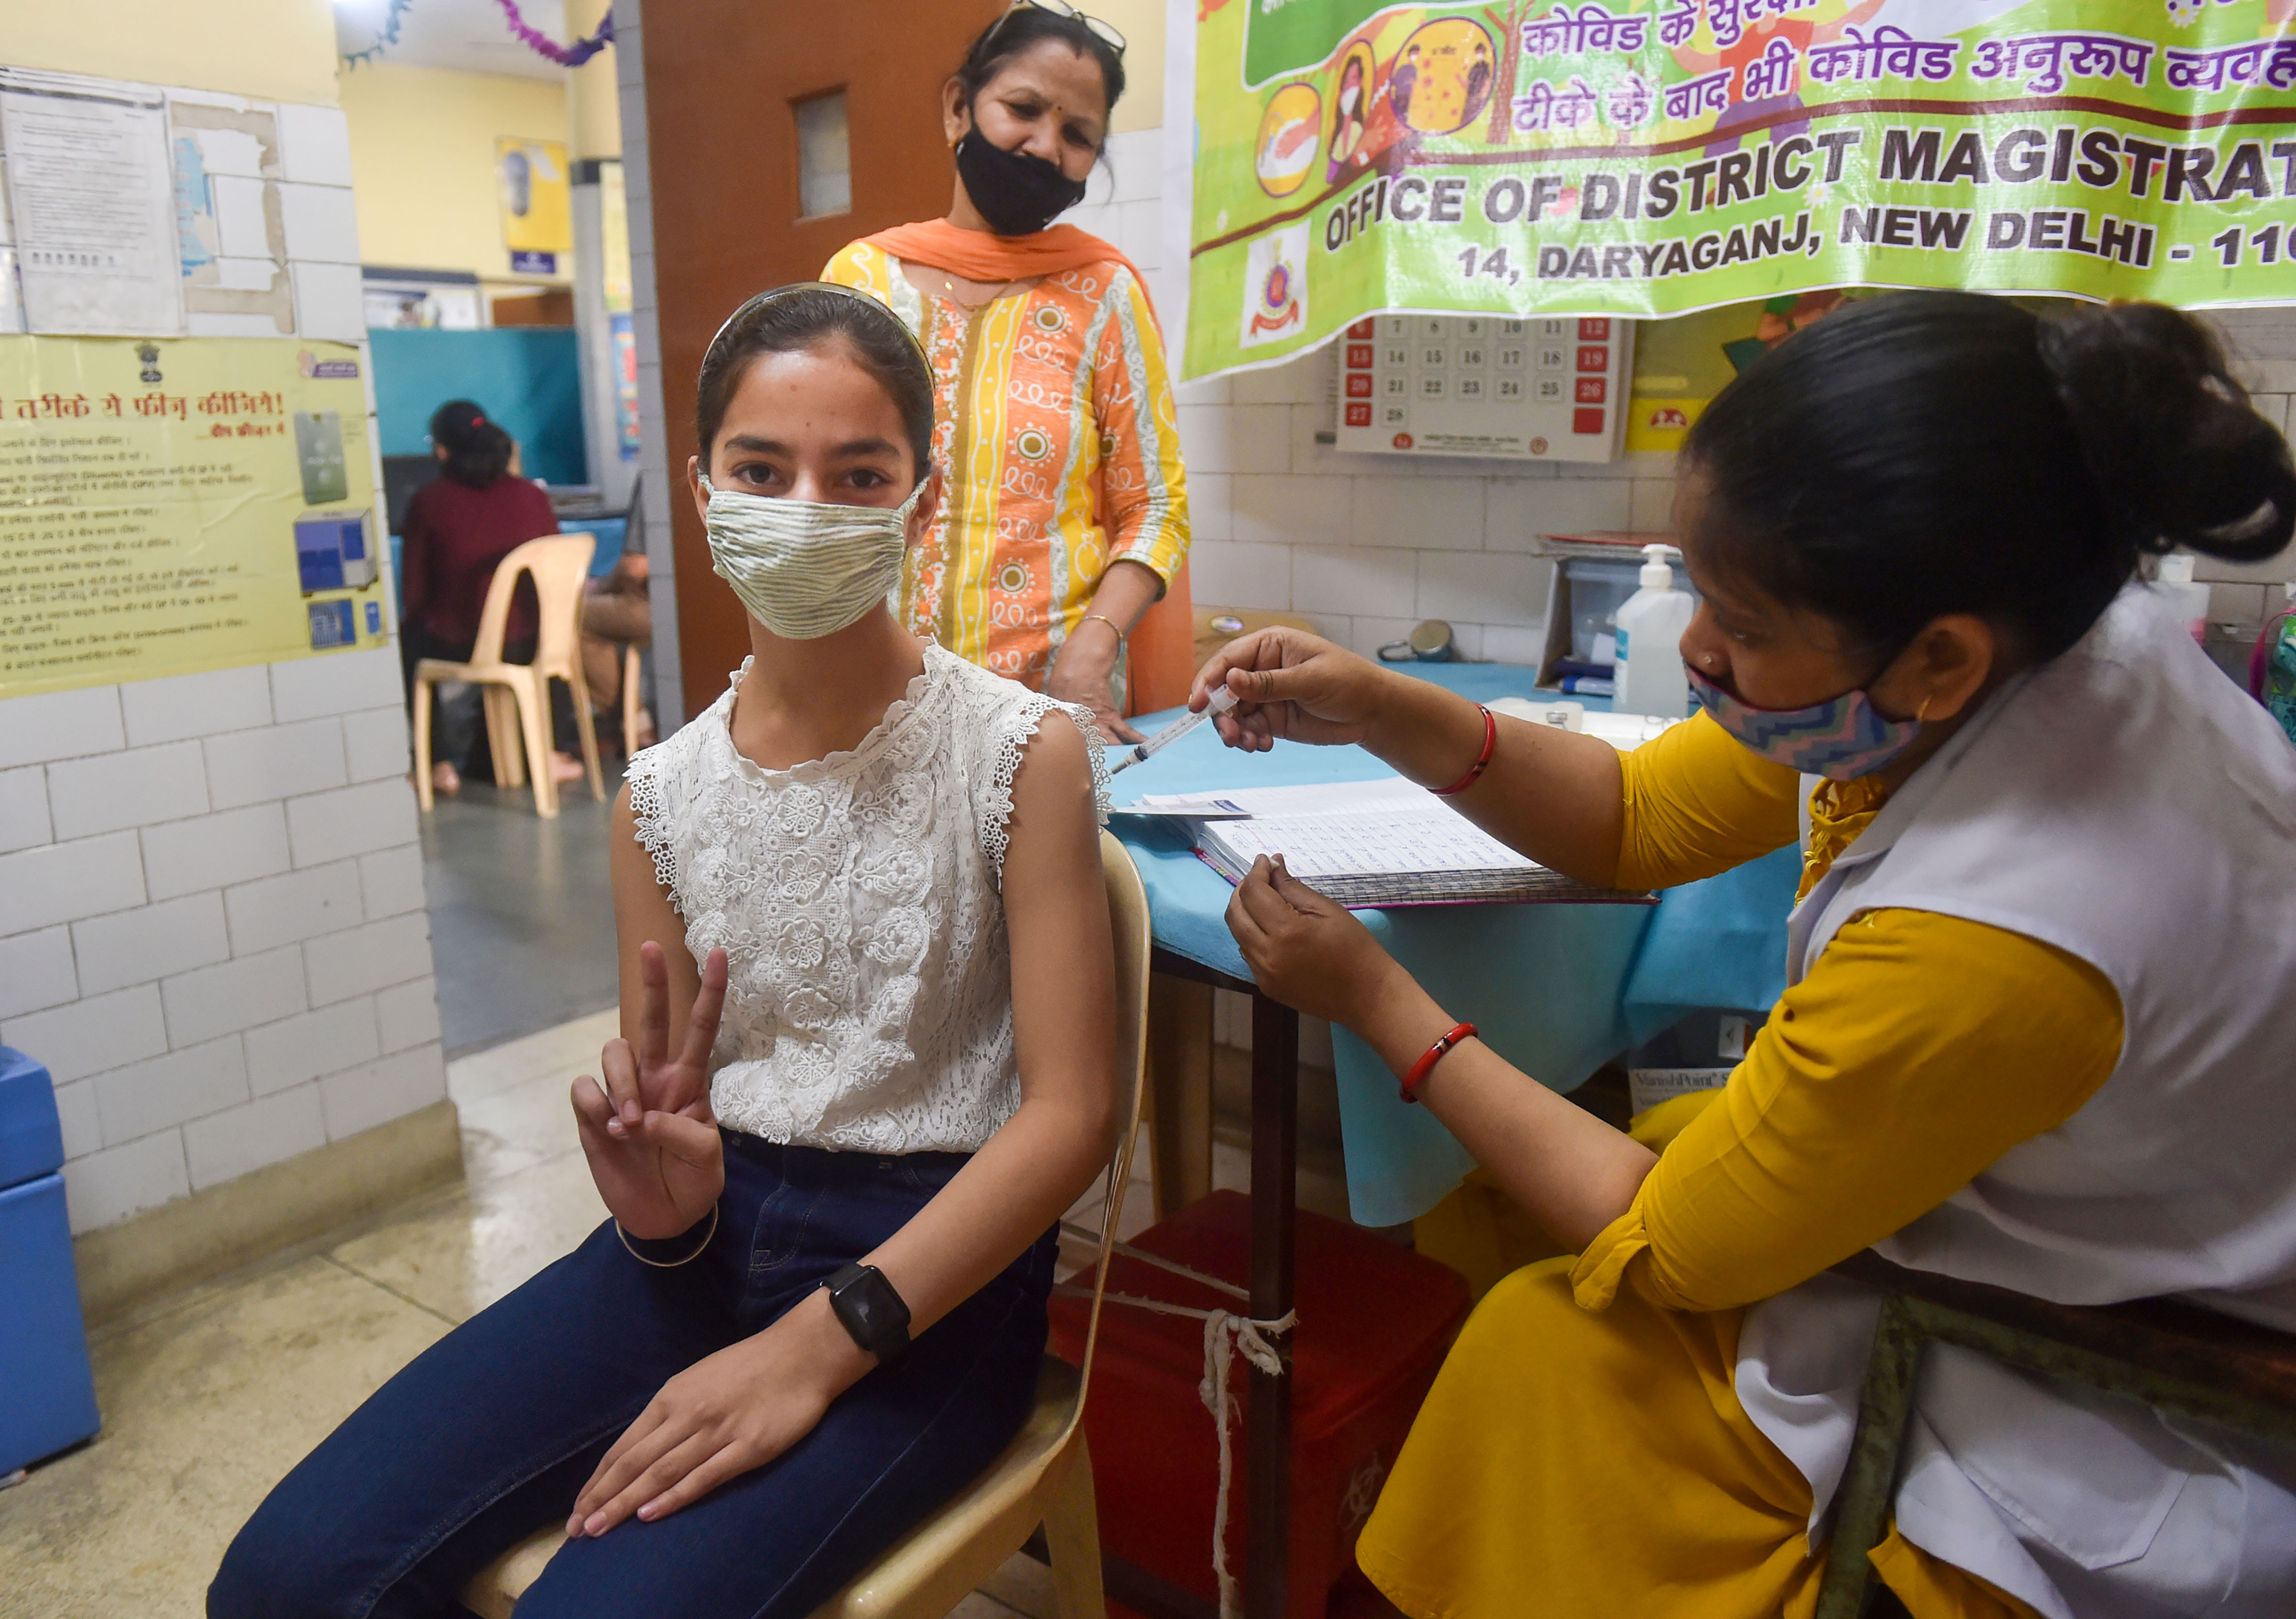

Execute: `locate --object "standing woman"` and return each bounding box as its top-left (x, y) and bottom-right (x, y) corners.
top-left (1195, 294), bottom-right (2296, 1619)
top-left (824, 1), bottom-right (1192, 741)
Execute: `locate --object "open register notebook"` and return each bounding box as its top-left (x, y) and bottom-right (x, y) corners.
top-left (1119, 778), bottom-right (1653, 908)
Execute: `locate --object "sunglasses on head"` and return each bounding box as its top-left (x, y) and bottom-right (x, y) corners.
top-left (983, 0), bottom-right (1127, 57)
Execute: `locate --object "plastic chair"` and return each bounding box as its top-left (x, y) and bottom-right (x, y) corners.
top-left (412, 533), bottom-right (606, 819)
top-left (1814, 1251), bottom-right (2296, 1619)
top-left (461, 830), bottom-right (1153, 1619)
top-left (614, 643), bottom-right (643, 757)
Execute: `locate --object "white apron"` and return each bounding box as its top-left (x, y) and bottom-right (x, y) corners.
top-left (1735, 586), bottom-right (2296, 1618)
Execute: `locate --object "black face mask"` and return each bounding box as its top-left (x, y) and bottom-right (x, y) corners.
top-left (954, 128), bottom-right (1088, 237)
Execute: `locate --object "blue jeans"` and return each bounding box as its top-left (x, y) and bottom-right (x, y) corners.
top-left (210, 1136), bottom-right (1056, 1619)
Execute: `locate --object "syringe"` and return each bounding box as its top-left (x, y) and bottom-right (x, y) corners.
top-left (1108, 686), bottom-right (1238, 774)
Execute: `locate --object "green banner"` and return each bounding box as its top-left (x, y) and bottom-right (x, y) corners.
top-left (1188, 0), bottom-right (2296, 380)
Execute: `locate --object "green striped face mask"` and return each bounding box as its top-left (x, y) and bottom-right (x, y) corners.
top-left (699, 475), bottom-right (924, 641)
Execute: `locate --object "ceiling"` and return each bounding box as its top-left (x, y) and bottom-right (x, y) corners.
top-left (333, 0), bottom-right (576, 82)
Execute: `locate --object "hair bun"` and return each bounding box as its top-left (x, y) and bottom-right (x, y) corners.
top-left (2037, 302), bottom-right (2296, 565)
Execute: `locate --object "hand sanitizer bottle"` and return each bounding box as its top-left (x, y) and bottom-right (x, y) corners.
top-left (1614, 543), bottom-right (1694, 720)
top-left (2157, 554), bottom-right (2210, 646)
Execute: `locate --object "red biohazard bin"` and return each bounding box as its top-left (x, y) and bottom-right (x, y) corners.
top-left (1049, 1190), bottom-right (1471, 1619)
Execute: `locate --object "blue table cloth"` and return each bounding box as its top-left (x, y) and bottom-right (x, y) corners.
top-left (1106, 662), bottom-right (1799, 1227)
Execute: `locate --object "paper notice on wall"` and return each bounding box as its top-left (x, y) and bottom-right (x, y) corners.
top-left (0, 335), bottom-right (386, 699)
top-left (0, 98), bottom-right (25, 335)
top-left (0, 70), bottom-right (184, 337)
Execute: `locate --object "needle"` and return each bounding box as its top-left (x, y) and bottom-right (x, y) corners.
top-left (1108, 687), bottom-right (1239, 775)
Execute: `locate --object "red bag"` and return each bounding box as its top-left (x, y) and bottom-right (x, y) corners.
top-left (1049, 1190), bottom-right (1471, 1619)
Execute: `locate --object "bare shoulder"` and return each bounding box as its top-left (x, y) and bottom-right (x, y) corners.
top-left (1002, 702), bottom-right (1104, 873)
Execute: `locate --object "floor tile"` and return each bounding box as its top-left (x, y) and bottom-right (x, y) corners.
top-left (448, 1007), bottom-right (621, 1108)
top-left (0, 1258), bottom-right (449, 1619)
top-left (421, 771), bottom-right (624, 1057)
top-left (327, 1150), bottom-right (607, 1324)
top-left (454, 1066), bottom-right (593, 1185)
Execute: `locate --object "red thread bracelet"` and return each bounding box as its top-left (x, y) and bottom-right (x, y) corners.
top-left (1400, 1022), bottom-right (1477, 1103)
top-left (1430, 705), bottom-right (1496, 797)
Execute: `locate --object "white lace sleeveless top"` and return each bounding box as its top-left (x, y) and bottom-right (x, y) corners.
top-left (626, 645), bottom-right (1109, 1153)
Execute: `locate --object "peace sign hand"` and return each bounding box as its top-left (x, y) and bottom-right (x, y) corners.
top-left (572, 943), bottom-right (729, 1241)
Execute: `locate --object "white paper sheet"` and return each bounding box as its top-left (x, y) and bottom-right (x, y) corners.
top-left (1179, 778), bottom-right (1540, 879)
top-left (0, 70), bottom-right (183, 336)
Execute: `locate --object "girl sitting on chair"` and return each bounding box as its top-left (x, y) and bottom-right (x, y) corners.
top-left (211, 284), bottom-right (1121, 1619)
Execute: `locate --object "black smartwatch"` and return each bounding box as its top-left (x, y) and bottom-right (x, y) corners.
top-left (823, 1262), bottom-right (911, 1361)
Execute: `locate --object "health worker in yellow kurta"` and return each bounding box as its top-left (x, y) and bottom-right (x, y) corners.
top-left (1190, 293), bottom-right (2296, 1619)
top-left (825, 2), bottom-right (1192, 741)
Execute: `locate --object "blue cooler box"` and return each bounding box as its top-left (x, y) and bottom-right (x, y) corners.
top-left (0, 1047), bottom-right (100, 1473)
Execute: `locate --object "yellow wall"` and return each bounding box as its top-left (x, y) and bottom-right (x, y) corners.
top-left (565, 0), bottom-right (623, 160)
top-left (6, 0), bottom-right (339, 105)
top-left (1100, 0), bottom-right (1165, 134)
top-left (338, 60), bottom-right (575, 284)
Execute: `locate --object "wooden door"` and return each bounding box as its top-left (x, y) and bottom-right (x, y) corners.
top-left (642, 0), bottom-right (1002, 705)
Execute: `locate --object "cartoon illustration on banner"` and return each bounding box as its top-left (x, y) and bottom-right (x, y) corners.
top-left (1188, 0), bottom-right (2296, 379)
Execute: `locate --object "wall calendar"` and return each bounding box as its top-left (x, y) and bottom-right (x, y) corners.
top-left (1334, 314), bottom-right (1633, 463)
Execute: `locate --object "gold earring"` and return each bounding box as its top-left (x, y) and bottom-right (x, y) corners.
top-left (1916, 696), bottom-right (1932, 723)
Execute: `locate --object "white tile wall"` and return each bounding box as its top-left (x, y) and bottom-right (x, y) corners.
top-left (357, 845), bottom-right (429, 920)
top-left (120, 665), bottom-right (273, 748)
top-left (143, 803), bottom-right (294, 902)
top-left (290, 262), bottom-right (365, 344)
top-left (0, 687), bottom-right (125, 770)
top-left (0, 766), bottom-right (52, 854)
top-left (47, 742), bottom-right (211, 835)
top-left (64, 1131), bottom-right (190, 1231)
top-left (243, 999), bottom-right (381, 1097)
top-left (0, 104), bottom-right (448, 1236)
top-left (225, 862), bottom-right (365, 955)
top-left (205, 717), bottom-right (350, 810)
top-left (184, 1085), bottom-right (329, 1192)
top-left (74, 893), bottom-right (231, 997)
top-left (0, 930), bottom-right (78, 1022)
top-left (285, 779), bottom-right (419, 869)
top-left (162, 946), bottom-right (310, 1049)
top-left (0, 664), bottom-right (446, 1232)
top-left (277, 182), bottom-right (362, 265)
top-left (0, 833), bottom-right (148, 937)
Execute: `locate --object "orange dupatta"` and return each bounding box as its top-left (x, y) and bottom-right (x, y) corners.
top-left (861, 220), bottom-right (1197, 716)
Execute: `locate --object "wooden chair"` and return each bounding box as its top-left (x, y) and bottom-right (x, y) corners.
top-left (461, 831), bottom-right (1154, 1619)
top-left (413, 533), bottom-right (607, 818)
top-left (1814, 1251), bottom-right (2296, 1619)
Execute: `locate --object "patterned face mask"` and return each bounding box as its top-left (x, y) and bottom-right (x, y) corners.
top-left (1686, 665), bottom-right (1923, 781)
top-left (699, 475), bottom-right (924, 641)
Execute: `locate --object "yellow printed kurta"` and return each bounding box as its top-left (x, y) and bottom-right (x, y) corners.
top-left (823, 242), bottom-right (1189, 691)
top-left (1360, 713), bottom-right (2125, 1619)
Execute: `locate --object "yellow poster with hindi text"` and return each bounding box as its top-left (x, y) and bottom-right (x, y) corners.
top-left (0, 335), bottom-right (388, 700)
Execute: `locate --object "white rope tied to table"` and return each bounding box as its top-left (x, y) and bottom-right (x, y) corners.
top-left (1055, 1226), bottom-right (1299, 1619)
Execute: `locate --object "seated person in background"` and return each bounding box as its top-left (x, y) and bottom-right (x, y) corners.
top-left (399, 399), bottom-right (585, 794)
top-left (210, 283), bottom-right (1120, 1619)
top-left (582, 548), bottom-right (656, 752)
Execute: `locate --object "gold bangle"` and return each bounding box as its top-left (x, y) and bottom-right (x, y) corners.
top-left (1076, 613), bottom-right (1127, 654)
top-left (616, 1204), bottom-right (719, 1268)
